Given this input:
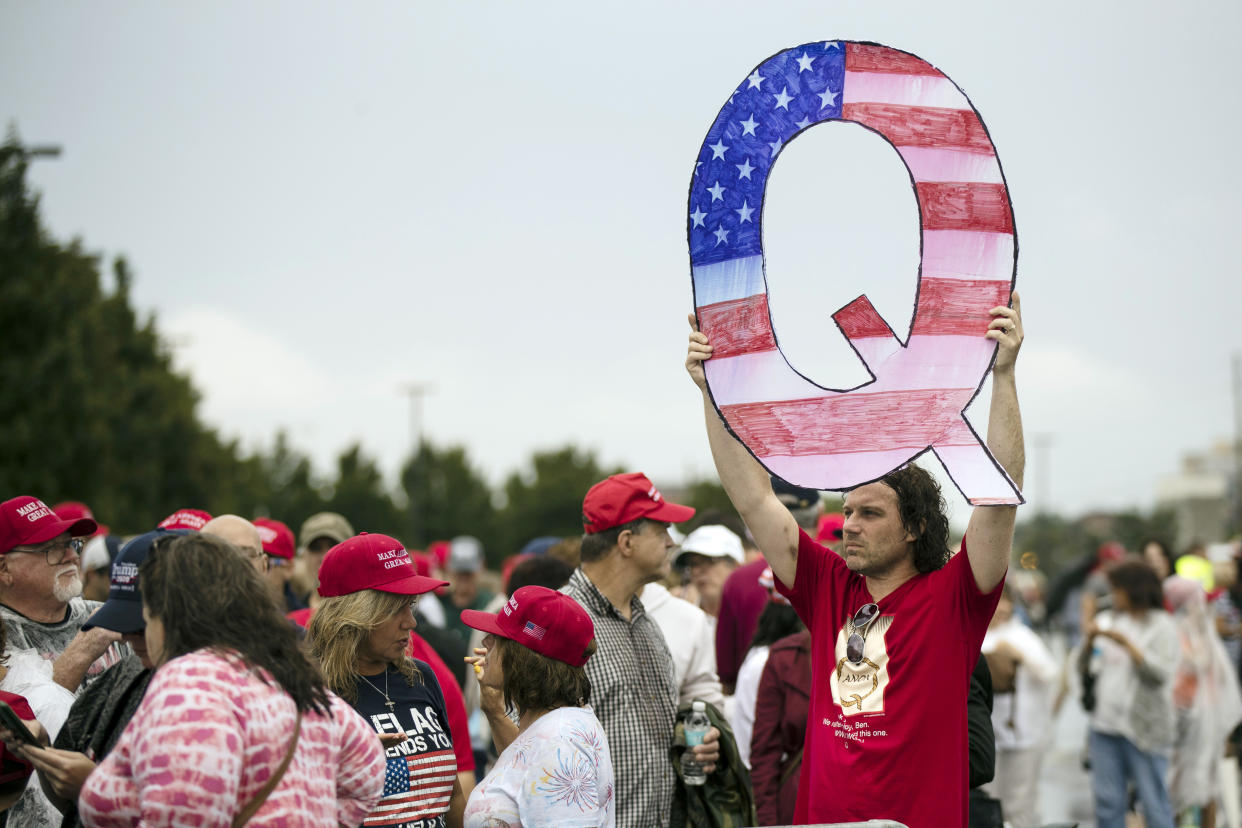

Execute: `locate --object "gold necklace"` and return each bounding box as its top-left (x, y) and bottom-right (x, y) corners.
top-left (359, 669), bottom-right (395, 712)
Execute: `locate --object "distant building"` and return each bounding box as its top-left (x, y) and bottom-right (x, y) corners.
top-left (1156, 440), bottom-right (1234, 550)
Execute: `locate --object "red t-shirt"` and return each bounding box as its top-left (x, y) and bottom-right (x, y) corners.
top-left (776, 530), bottom-right (1001, 828)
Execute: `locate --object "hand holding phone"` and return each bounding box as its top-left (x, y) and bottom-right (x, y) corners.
top-left (0, 700), bottom-right (40, 746)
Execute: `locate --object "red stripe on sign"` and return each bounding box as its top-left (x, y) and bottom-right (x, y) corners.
top-left (846, 43), bottom-right (940, 76)
top-left (911, 278), bottom-right (1012, 336)
top-left (841, 103), bottom-right (993, 155)
top-left (698, 295), bottom-right (777, 358)
top-left (721, 388), bottom-right (976, 457)
top-left (917, 182), bottom-right (1014, 234)
top-left (833, 295), bottom-right (894, 340)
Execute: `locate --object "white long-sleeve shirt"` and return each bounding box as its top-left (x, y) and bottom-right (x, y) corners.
top-left (640, 584), bottom-right (726, 709)
top-left (982, 620), bottom-right (1058, 750)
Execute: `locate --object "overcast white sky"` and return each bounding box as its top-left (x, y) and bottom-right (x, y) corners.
top-left (5, 1), bottom-right (1240, 527)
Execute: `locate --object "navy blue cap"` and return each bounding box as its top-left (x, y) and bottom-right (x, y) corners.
top-left (770, 475), bottom-right (820, 509)
top-left (519, 536), bottom-right (560, 557)
top-left (83, 529), bottom-right (189, 633)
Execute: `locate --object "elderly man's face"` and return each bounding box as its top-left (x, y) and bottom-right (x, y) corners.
top-left (202, 516), bottom-right (266, 576)
top-left (3, 533), bottom-right (84, 604)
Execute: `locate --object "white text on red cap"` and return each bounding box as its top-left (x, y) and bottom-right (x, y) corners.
top-left (16, 500), bottom-right (52, 523)
top-left (377, 546), bottom-right (413, 570)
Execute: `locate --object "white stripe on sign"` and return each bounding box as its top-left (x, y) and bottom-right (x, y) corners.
top-left (693, 255), bottom-right (765, 307)
top-left (843, 70), bottom-right (971, 110)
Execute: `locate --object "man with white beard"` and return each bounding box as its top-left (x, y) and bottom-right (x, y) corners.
top-left (0, 496), bottom-right (121, 692)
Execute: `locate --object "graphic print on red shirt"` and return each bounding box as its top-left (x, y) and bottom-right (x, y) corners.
top-left (776, 529), bottom-right (1002, 828)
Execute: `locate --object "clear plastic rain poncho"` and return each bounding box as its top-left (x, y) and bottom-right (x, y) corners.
top-left (1164, 575), bottom-right (1242, 810)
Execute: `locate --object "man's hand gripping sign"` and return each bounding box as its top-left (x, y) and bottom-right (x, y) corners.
top-left (685, 41), bottom-right (1023, 505)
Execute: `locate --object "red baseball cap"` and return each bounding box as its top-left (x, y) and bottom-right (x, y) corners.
top-left (582, 472), bottom-right (695, 533)
top-left (816, 512), bottom-right (845, 543)
top-left (52, 502), bottom-right (108, 537)
top-left (409, 552), bottom-right (435, 579)
top-left (461, 586), bottom-right (595, 667)
top-left (158, 508), bottom-right (213, 532)
top-left (1, 496), bottom-right (98, 555)
top-left (317, 533), bottom-right (449, 598)
top-left (254, 517), bottom-right (295, 561)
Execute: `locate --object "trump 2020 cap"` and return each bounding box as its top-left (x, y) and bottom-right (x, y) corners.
top-left (83, 529), bottom-right (189, 633)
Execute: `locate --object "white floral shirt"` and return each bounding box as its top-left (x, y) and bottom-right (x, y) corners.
top-left (464, 706), bottom-right (614, 828)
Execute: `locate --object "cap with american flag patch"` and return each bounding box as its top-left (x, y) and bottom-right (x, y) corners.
top-left (461, 585), bottom-right (595, 667)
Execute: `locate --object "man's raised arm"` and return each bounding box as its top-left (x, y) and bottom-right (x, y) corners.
top-left (686, 314), bottom-right (800, 587)
top-left (965, 292), bottom-right (1026, 593)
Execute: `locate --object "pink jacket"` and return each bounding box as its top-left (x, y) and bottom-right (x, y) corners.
top-left (80, 650), bottom-right (385, 827)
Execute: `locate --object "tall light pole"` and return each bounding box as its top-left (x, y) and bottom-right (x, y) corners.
top-left (1232, 354), bottom-right (1242, 533)
top-left (1032, 432), bottom-right (1053, 515)
top-left (399, 383), bottom-right (434, 545)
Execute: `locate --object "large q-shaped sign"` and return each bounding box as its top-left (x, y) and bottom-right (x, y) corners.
top-left (689, 41), bottom-right (1022, 506)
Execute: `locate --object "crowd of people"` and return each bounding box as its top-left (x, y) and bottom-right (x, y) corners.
top-left (0, 296), bottom-right (1238, 828)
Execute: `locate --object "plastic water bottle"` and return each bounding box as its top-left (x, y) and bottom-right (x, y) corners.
top-left (680, 701), bottom-right (710, 786)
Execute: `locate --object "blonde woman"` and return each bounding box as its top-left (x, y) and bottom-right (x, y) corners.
top-left (309, 533), bottom-right (467, 828)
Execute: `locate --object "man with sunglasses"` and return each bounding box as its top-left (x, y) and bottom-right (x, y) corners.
top-left (0, 496), bottom-right (123, 694)
top-left (686, 296), bottom-right (1026, 828)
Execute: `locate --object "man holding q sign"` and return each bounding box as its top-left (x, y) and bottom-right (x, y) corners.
top-left (685, 295), bottom-right (1025, 828)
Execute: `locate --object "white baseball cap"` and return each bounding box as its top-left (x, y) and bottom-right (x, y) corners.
top-left (674, 524), bottom-right (744, 566)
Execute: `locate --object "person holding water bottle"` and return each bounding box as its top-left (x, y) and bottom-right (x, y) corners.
top-left (560, 473), bottom-right (721, 828)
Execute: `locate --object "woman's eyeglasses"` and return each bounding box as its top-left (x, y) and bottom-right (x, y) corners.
top-left (846, 602), bottom-right (880, 665)
top-left (10, 537), bottom-right (84, 566)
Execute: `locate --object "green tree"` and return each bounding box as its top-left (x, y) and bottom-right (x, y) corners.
top-left (495, 446), bottom-right (622, 565)
top-left (1013, 512), bottom-right (1097, 576)
top-left (680, 480), bottom-right (737, 518)
top-left (0, 134), bottom-right (260, 531)
top-left (252, 430), bottom-right (326, 527)
top-left (1109, 507), bottom-right (1178, 555)
top-left (321, 443), bottom-right (402, 538)
top-left (400, 440), bottom-right (498, 552)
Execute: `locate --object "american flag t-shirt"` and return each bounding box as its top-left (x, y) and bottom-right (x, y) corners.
top-left (364, 750), bottom-right (457, 827)
top-left (355, 665), bottom-right (459, 828)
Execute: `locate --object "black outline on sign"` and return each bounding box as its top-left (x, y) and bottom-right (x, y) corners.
top-left (685, 39), bottom-right (1024, 505)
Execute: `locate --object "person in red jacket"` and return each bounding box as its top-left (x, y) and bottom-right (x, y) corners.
top-left (749, 629), bottom-right (811, 825)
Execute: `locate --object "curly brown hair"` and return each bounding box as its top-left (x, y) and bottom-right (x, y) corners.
top-left (1106, 559), bottom-right (1165, 611)
top-left (140, 533), bottom-right (333, 715)
top-left (493, 635), bottom-right (595, 716)
top-left (875, 464), bottom-right (950, 574)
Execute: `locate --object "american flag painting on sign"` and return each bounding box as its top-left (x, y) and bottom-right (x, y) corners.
top-left (688, 41), bottom-right (1023, 505)
top-left (364, 749), bottom-right (457, 827)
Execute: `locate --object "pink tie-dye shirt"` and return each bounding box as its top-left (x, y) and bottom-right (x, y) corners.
top-left (79, 649), bottom-right (385, 827)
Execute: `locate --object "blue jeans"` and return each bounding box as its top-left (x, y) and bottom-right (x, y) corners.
top-left (1088, 729), bottom-right (1174, 828)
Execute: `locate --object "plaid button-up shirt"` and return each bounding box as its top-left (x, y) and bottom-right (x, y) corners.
top-left (563, 568), bottom-right (678, 828)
